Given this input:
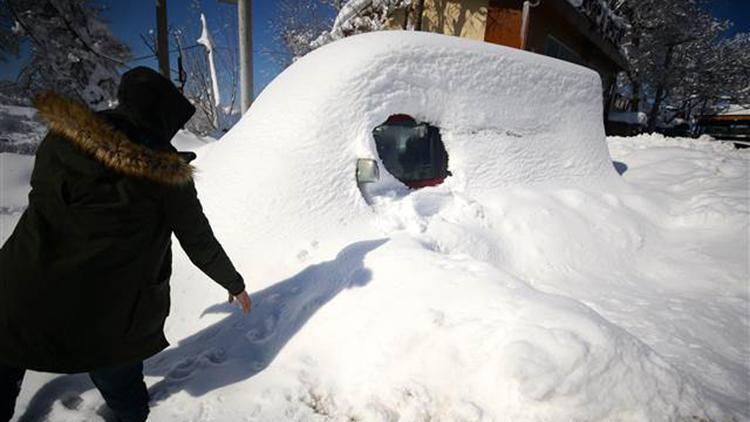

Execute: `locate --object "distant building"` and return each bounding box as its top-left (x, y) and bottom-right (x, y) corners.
top-left (387, 0), bottom-right (628, 109)
top-left (697, 106), bottom-right (750, 148)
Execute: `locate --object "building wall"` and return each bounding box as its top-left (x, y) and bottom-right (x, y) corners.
top-left (484, 0), bottom-right (523, 48)
top-left (422, 0), bottom-right (489, 40)
top-left (524, 0), bottom-right (620, 85)
top-left (388, 0), bottom-right (621, 96)
top-left (388, 0), bottom-right (489, 41)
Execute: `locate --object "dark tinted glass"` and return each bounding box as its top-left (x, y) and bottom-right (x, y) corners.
top-left (373, 116), bottom-right (449, 187)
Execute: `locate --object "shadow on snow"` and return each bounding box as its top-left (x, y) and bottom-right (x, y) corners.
top-left (612, 161), bottom-right (628, 175)
top-left (17, 238), bottom-right (388, 421)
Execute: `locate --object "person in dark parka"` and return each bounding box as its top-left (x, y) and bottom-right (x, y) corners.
top-left (0, 67), bottom-right (251, 422)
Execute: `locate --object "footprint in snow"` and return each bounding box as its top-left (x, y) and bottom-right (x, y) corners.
top-left (203, 347), bottom-right (227, 364)
top-left (245, 313), bottom-right (280, 343)
top-left (60, 393), bottom-right (83, 410)
top-left (265, 312), bottom-right (280, 329)
top-left (264, 292), bottom-right (282, 304)
top-left (167, 357), bottom-right (198, 380)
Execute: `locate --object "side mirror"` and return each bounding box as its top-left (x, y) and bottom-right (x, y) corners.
top-left (356, 159), bottom-right (380, 184)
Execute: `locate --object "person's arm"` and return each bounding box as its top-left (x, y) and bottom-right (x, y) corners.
top-left (163, 181), bottom-right (250, 312)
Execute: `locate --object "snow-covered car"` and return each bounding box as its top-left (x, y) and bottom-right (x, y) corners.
top-left (197, 31), bottom-right (620, 258)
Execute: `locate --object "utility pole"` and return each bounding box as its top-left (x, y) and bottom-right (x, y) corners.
top-left (238, 0), bottom-right (253, 113)
top-left (219, 0), bottom-right (253, 114)
top-left (155, 0), bottom-right (170, 78)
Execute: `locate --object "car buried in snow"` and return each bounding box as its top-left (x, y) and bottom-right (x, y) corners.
top-left (196, 30), bottom-right (620, 275)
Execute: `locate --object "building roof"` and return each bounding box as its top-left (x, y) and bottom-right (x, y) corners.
top-left (698, 105), bottom-right (750, 123)
top-left (550, 0), bottom-right (628, 69)
top-left (719, 105), bottom-right (750, 116)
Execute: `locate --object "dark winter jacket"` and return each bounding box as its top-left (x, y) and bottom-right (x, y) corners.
top-left (0, 68), bottom-right (244, 373)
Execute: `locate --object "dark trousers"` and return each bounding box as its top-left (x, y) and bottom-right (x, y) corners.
top-left (0, 361), bottom-right (149, 422)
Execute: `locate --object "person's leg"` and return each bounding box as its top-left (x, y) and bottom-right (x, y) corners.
top-left (0, 363), bottom-right (25, 422)
top-left (89, 361), bottom-right (149, 422)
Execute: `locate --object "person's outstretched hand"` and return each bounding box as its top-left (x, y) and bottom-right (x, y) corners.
top-left (228, 290), bottom-right (252, 315)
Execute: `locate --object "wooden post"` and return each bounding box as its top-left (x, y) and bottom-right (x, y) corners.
top-left (156, 0), bottom-right (170, 78)
top-left (218, 0), bottom-right (254, 114)
top-left (238, 0), bottom-right (253, 113)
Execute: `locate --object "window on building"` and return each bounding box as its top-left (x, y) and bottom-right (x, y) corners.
top-left (699, 123), bottom-right (750, 139)
top-left (372, 115), bottom-right (450, 189)
top-left (544, 35), bottom-right (582, 65)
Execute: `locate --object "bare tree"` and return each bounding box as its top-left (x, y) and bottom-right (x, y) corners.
top-left (1, 0), bottom-right (130, 108)
top-left (267, 0), bottom-right (337, 67)
top-left (618, 0), bottom-right (748, 131)
top-left (309, 0), bottom-right (412, 51)
top-left (143, 2), bottom-right (240, 136)
top-left (269, 0), bottom-right (412, 67)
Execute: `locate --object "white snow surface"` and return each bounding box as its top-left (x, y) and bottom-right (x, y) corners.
top-left (0, 153), bottom-right (33, 216)
top-left (197, 13), bottom-right (221, 108)
top-left (719, 104), bottom-right (750, 116)
top-left (0, 104), bottom-right (46, 154)
top-left (2, 32), bottom-right (748, 421)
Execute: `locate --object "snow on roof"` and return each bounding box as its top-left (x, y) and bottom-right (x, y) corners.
top-left (719, 104), bottom-right (750, 116)
top-left (331, 0), bottom-right (374, 32)
top-left (193, 31), bottom-right (618, 273)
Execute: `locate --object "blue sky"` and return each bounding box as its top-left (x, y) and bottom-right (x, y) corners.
top-left (0, 0), bottom-right (747, 102)
top-left (0, 0), bottom-right (336, 102)
top-left (93, 0), bottom-right (318, 100)
top-left (707, 0), bottom-right (750, 37)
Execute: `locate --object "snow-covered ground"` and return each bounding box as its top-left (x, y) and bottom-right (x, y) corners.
top-left (2, 31), bottom-right (749, 421)
top-left (0, 104), bottom-right (45, 155)
top-left (3, 133), bottom-right (748, 421)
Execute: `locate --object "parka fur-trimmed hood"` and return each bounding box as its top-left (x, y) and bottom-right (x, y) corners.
top-left (32, 91), bottom-right (194, 186)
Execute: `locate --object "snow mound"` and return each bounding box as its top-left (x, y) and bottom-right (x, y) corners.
top-left (0, 104), bottom-right (45, 154)
top-left (195, 31), bottom-right (619, 274)
top-left (0, 153), bottom-right (33, 219)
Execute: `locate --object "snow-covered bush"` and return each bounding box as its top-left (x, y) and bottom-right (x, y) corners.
top-left (1, 0), bottom-right (130, 109)
top-left (312, 0), bottom-right (411, 49)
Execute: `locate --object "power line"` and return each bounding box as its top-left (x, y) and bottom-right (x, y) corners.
top-left (128, 45), bottom-right (290, 63)
top-left (128, 44), bottom-right (203, 62)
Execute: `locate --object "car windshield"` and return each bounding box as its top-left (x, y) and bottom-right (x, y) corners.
top-left (373, 116), bottom-right (449, 186)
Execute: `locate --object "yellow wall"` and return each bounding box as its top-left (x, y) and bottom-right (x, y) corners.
top-left (388, 0), bottom-right (489, 41)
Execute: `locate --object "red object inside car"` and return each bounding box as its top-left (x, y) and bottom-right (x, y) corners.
top-left (404, 177), bottom-right (446, 189)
